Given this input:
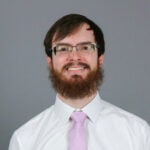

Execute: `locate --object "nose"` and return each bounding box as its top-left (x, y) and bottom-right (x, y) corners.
top-left (67, 46), bottom-right (81, 61)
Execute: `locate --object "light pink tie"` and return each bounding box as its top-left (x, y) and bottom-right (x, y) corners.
top-left (69, 111), bottom-right (87, 150)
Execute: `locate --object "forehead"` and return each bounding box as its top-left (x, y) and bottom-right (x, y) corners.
top-left (53, 23), bottom-right (95, 45)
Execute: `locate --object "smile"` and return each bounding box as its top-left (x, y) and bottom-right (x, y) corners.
top-left (63, 62), bottom-right (90, 72)
top-left (68, 67), bottom-right (84, 71)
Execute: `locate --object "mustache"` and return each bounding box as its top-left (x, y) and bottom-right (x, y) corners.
top-left (63, 62), bottom-right (90, 70)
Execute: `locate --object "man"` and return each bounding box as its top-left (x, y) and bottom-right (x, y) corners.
top-left (9, 14), bottom-right (150, 150)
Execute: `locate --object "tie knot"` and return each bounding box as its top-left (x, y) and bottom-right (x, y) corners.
top-left (71, 111), bottom-right (87, 123)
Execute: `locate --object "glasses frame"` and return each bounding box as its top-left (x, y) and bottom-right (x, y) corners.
top-left (50, 42), bottom-right (99, 56)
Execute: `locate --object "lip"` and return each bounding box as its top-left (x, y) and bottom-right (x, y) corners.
top-left (63, 63), bottom-right (90, 77)
top-left (64, 65), bottom-right (89, 77)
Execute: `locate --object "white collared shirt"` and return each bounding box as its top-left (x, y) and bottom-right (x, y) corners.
top-left (9, 93), bottom-right (150, 150)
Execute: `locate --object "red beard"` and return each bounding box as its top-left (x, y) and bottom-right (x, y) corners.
top-left (49, 62), bottom-right (104, 99)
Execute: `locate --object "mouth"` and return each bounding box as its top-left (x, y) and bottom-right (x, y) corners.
top-left (64, 62), bottom-right (89, 71)
top-left (62, 63), bottom-right (90, 77)
top-left (68, 67), bottom-right (84, 71)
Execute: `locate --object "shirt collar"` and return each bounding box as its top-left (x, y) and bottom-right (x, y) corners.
top-left (54, 92), bottom-right (103, 123)
top-left (54, 95), bottom-right (74, 123)
top-left (82, 93), bottom-right (103, 123)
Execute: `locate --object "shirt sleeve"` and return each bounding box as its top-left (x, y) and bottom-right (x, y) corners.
top-left (144, 121), bottom-right (150, 150)
top-left (9, 132), bottom-right (22, 150)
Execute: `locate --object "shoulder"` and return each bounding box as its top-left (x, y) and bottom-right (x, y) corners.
top-left (11, 105), bottom-right (55, 145)
top-left (100, 99), bottom-right (150, 131)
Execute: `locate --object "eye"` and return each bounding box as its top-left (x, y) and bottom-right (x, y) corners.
top-left (57, 45), bottom-right (69, 52)
top-left (80, 44), bottom-right (91, 51)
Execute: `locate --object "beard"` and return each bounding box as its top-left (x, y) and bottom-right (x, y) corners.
top-left (49, 62), bottom-right (104, 99)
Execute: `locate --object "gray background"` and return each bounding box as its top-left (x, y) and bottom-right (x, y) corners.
top-left (0, 0), bottom-right (150, 149)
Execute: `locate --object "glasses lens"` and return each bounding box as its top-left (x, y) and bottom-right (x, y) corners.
top-left (56, 44), bottom-right (69, 52)
top-left (77, 43), bottom-right (96, 52)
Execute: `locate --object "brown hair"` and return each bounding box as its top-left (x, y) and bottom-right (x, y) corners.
top-left (44, 14), bottom-right (105, 58)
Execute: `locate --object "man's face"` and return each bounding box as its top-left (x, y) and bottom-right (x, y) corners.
top-left (47, 23), bottom-right (104, 99)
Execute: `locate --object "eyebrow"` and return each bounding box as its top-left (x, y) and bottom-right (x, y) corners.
top-left (53, 41), bottom-right (94, 46)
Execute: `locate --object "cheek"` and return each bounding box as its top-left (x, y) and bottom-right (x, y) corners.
top-left (88, 56), bottom-right (99, 68)
top-left (52, 57), bottom-right (65, 71)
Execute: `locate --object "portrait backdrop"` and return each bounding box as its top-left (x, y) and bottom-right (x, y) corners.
top-left (0, 0), bottom-right (150, 149)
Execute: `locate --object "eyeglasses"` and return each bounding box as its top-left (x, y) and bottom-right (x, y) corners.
top-left (51, 42), bottom-right (99, 56)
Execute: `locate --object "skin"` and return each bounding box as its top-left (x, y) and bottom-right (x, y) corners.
top-left (47, 23), bottom-right (104, 109)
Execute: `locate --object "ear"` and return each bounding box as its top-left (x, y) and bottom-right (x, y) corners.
top-left (98, 54), bottom-right (104, 67)
top-left (46, 56), bottom-right (52, 69)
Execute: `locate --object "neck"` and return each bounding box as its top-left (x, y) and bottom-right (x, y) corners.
top-left (57, 92), bottom-right (97, 109)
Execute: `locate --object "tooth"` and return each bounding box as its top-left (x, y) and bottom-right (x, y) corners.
top-left (68, 68), bottom-right (83, 70)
